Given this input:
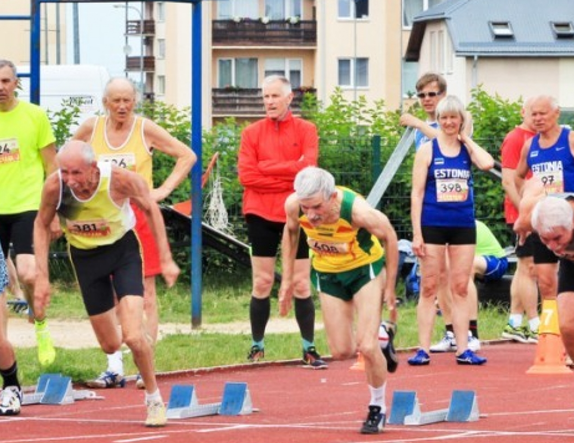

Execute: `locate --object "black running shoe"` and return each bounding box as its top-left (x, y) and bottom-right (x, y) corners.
top-left (360, 405), bottom-right (386, 434)
top-left (247, 345), bottom-right (264, 362)
top-left (302, 346), bottom-right (328, 369)
top-left (381, 321), bottom-right (399, 373)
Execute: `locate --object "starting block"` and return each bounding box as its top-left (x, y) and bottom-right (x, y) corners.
top-left (166, 382), bottom-right (253, 420)
top-left (388, 390), bottom-right (479, 426)
top-left (23, 373), bottom-right (103, 406)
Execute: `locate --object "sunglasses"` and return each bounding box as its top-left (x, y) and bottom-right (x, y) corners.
top-left (417, 91), bottom-right (442, 99)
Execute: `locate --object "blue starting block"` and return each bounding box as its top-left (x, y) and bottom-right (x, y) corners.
top-left (388, 389), bottom-right (479, 426)
top-left (166, 382), bottom-right (253, 420)
top-left (23, 373), bottom-right (103, 406)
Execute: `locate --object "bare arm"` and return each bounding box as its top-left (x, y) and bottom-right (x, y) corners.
top-left (278, 193), bottom-right (302, 316)
top-left (399, 113), bottom-right (439, 140)
top-left (111, 167), bottom-right (180, 287)
top-left (514, 176), bottom-right (545, 244)
top-left (459, 133), bottom-right (494, 171)
top-left (411, 143), bottom-right (430, 257)
top-left (143, 119), bottom-right (197, 202)
top-left (71, 117), bottom-right (97, 142)
top-left (502, 167), bottom-right (521, 210)
top-left (514, 139), bottom-right (532, 196)
top-left (33, 173), bottom-right (61, 320)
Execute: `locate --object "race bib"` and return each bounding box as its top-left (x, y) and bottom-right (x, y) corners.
top-left (99, 153), bottom-right (136, 171)
top-left (66, 219), bottom-right (111, 238)
top-left (436, 178), bottom-right (469, 202)
top-left (0, 138), bottom-right (20, 164)
top-left (307, 238), bottom-right (349, 255)
top-left (538, 170), bottom-right (564, 194)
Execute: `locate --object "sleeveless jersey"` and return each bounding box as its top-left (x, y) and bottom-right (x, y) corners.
top-left (422, 138), bottom-right (475, 228)
top-left (527, 127), bottom-right (574, 193)
top-left (57, 162), bottom-right (135, 249)
top-left (300, 188), bottom-right (384, 273)
top-left (90, 116), bottom-right (153, 189)
top-left (414, 121), bottom-right (438, 151)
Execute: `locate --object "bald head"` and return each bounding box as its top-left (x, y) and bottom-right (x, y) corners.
top-left (104, 77), bottom-right (137, 100)
top-left (57, 140), bottom-right (96, 166)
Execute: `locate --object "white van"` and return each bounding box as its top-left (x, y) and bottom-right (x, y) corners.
top-left (17, 64), bottom-right (111, 125)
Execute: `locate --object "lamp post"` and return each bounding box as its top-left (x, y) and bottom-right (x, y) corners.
top-left (114, 3), bottom-right (144, 93)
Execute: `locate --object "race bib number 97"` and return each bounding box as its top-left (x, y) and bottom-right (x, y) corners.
top-left (538, 170), bottom-right (564, 194)
top-left (436, 178), bottom-right (469, 202)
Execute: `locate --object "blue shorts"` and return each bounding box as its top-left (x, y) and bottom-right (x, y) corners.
top-left (482, 255), bottom-right (508, 282)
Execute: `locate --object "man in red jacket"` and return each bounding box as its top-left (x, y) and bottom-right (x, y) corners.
top-left (238, 75), bottom-right (326, 368)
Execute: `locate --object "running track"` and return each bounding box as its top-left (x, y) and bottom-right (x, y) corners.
top-left (3, 342), bottom-right (574, 443)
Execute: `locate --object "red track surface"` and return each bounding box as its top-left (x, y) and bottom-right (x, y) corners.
top-left (3, 342), bottom-right (574, 443)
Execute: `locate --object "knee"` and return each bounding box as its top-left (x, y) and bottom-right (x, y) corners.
top-left (101, 341), bottom-right (121, 354)
top-left (293, 280), bottom-right (310, 296)
top-left (331, 348), bottom-right (355, 360)
top-left (18, 268), bottom-right (35, 287)
top-left (123, 332), bottom-right (148, 353)
top-left (253, 273), bottom-right (274, 295)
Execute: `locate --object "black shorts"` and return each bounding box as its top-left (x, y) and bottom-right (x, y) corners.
top-left (531, 232), bottom-right (559, 264)
top-left (421, 226), bottom-right (476, 245)
top-left (0, 211), bottom-right (37, 257)
top-left (245, 214), bottom-right (308, 259)
top-left (69, 230), bottom-right (144, 316)
top-left (559, 258), bottom-right (574, 293)
top-left (507, 223), bottom-right (535, 258)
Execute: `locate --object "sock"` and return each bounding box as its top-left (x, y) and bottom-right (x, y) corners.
top-left (509, 314), bottom-right (523, 328)
top-left (529, 316), bottom-right (540, 332)
top-left (445, 324), bottom-right (454, 334)
top-left (368, 382), bottom-right (387, 412)
top-left (107, 350), bottom-right (124, 375)
top-left (295, 297), bottom-right (315, 347)
top-left (0, 362), bottom-right (21, 390)
top-left (250, 296), bottom-right (270, 344)
top-left (35, 318), bottom-right (48, 332)
top-left (469, 320), bottom-right (478, 339)
top-left (144, 388), bottom-right (162, 403)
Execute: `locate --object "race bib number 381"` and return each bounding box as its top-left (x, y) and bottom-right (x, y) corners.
top-left (66, 219), bottom-right (111, 237)
top-left (436, 178), bottom-right (469, 202)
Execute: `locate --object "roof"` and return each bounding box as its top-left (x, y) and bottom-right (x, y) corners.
top-left (405, 0), bottom-right (574, 61)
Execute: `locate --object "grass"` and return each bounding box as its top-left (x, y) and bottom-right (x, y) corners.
top-left (12, 274), bottom-right (510, 386)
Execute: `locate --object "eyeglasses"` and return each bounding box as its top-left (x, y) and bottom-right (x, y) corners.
top-left (416, 91), bottom-right (442, 99)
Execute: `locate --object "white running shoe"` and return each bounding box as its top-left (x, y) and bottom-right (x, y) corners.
top-left (430, 331), bottom-right (456, 353)
top-left (145, 399), bottom-right (167, 427)
top-left (0, 386), bottom-right (22, 416)
top-left (468, 334), bottom-right (481, 352)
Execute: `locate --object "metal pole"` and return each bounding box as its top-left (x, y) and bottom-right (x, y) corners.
top-left (44, 3), bottom-right (49, 64)
top-left (30, 0), bottom-right (41, 104)
top-left (140, 1), bottom-right (144, 95)
top-left (124, 2), bottom-right (128, 77)
top-left (191, 0), bottom-right (203, 328)
top-left (73, 3), bottom-right (80, 63)
top-left (55, 3), bottom-right (61, 64)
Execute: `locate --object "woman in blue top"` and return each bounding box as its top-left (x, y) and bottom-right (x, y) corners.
top-left (409, 95), bottom-right (494, 366)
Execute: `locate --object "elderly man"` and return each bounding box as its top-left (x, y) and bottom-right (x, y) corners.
top-left (34, 141), bottom-right (180, 427)
top-left (280, 166), bottom-right (398, 434)
top-left (238, 75), bottom-right (325, 367)
top-left (73, 77), bottom-right (195, 388)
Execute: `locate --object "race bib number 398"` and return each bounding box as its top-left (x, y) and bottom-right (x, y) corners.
top-left (436, 178), bottom-right (469, 202)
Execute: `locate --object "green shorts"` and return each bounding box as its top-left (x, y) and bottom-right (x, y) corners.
top-left (311, 256), bottom-right (385, 302)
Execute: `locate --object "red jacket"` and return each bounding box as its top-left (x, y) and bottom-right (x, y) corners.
top-left (238, 111), bottom-right (319, 222)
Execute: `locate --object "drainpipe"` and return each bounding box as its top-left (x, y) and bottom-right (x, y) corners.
top-left (472, 54), bottom-right (478, 90)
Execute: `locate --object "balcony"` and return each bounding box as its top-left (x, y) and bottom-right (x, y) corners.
top-left (126, 56), bottom-right (156, 72)
top-left (212, 87), bottom-right (316, 117)
top-left (212, 19), bottom-right (317, 46)
top-left (126, 19), bottom-right (155, 37)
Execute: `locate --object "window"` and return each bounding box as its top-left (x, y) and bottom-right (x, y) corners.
top-left (338, 0), bottom-right (369, 19)
top-left (217, 0), bottom-right (258, 20)
top-left (218, 58), bottom-right (258, 88)
top-left (265, 0), bottom-right (302, 20)
top-left (429, 29), bottom-right (453, 74)
top-left (156, 2), bottom-right (165, 22)
top-left (402, 60), bottom-right (419, 98)
top-left (338, 58), bottom-right (369, 88)
top-left (157, 39), bottom-right (165, 59)
top-left (489, 21), bottom-right (514, 38)
top-left (402, 0), bottom-right (445, 28)
top-left (264, 58), bottom-right (302, 88)
top-left (157, 75), bottom-right (165, 95)
top-left (551, 22), bottom-right (574, 38)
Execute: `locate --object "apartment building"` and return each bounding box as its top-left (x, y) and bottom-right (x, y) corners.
top-left (153, 0), bottom-right (438, 127)
top-left (0, 2), bottom-right (67, 66)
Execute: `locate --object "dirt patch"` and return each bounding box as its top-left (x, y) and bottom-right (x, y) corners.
top-left (8, 316), bottom-right (324, 349)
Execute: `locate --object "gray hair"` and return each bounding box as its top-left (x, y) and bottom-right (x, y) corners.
top-left (103, 77), bottom-right (138, 102)
top-left (294, 167), bottom-right (336, 200)
top-left (530, 94), bottom-right (559, 111)
top-left (0, 60), bottom-right (17, 79)
top-left (436, 95), bottom-right (466, 129)
top-left (261, 75), bottom-right (292, 96)
top-left (57, 140), bottom-right (96, 165)
top-left (531, 197), bottom-right (573, 235)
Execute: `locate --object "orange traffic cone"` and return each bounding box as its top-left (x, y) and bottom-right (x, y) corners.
top-left (527, 299), bottom-right (572, 374)
top-left (350, 352), bottom-right (365, 371)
